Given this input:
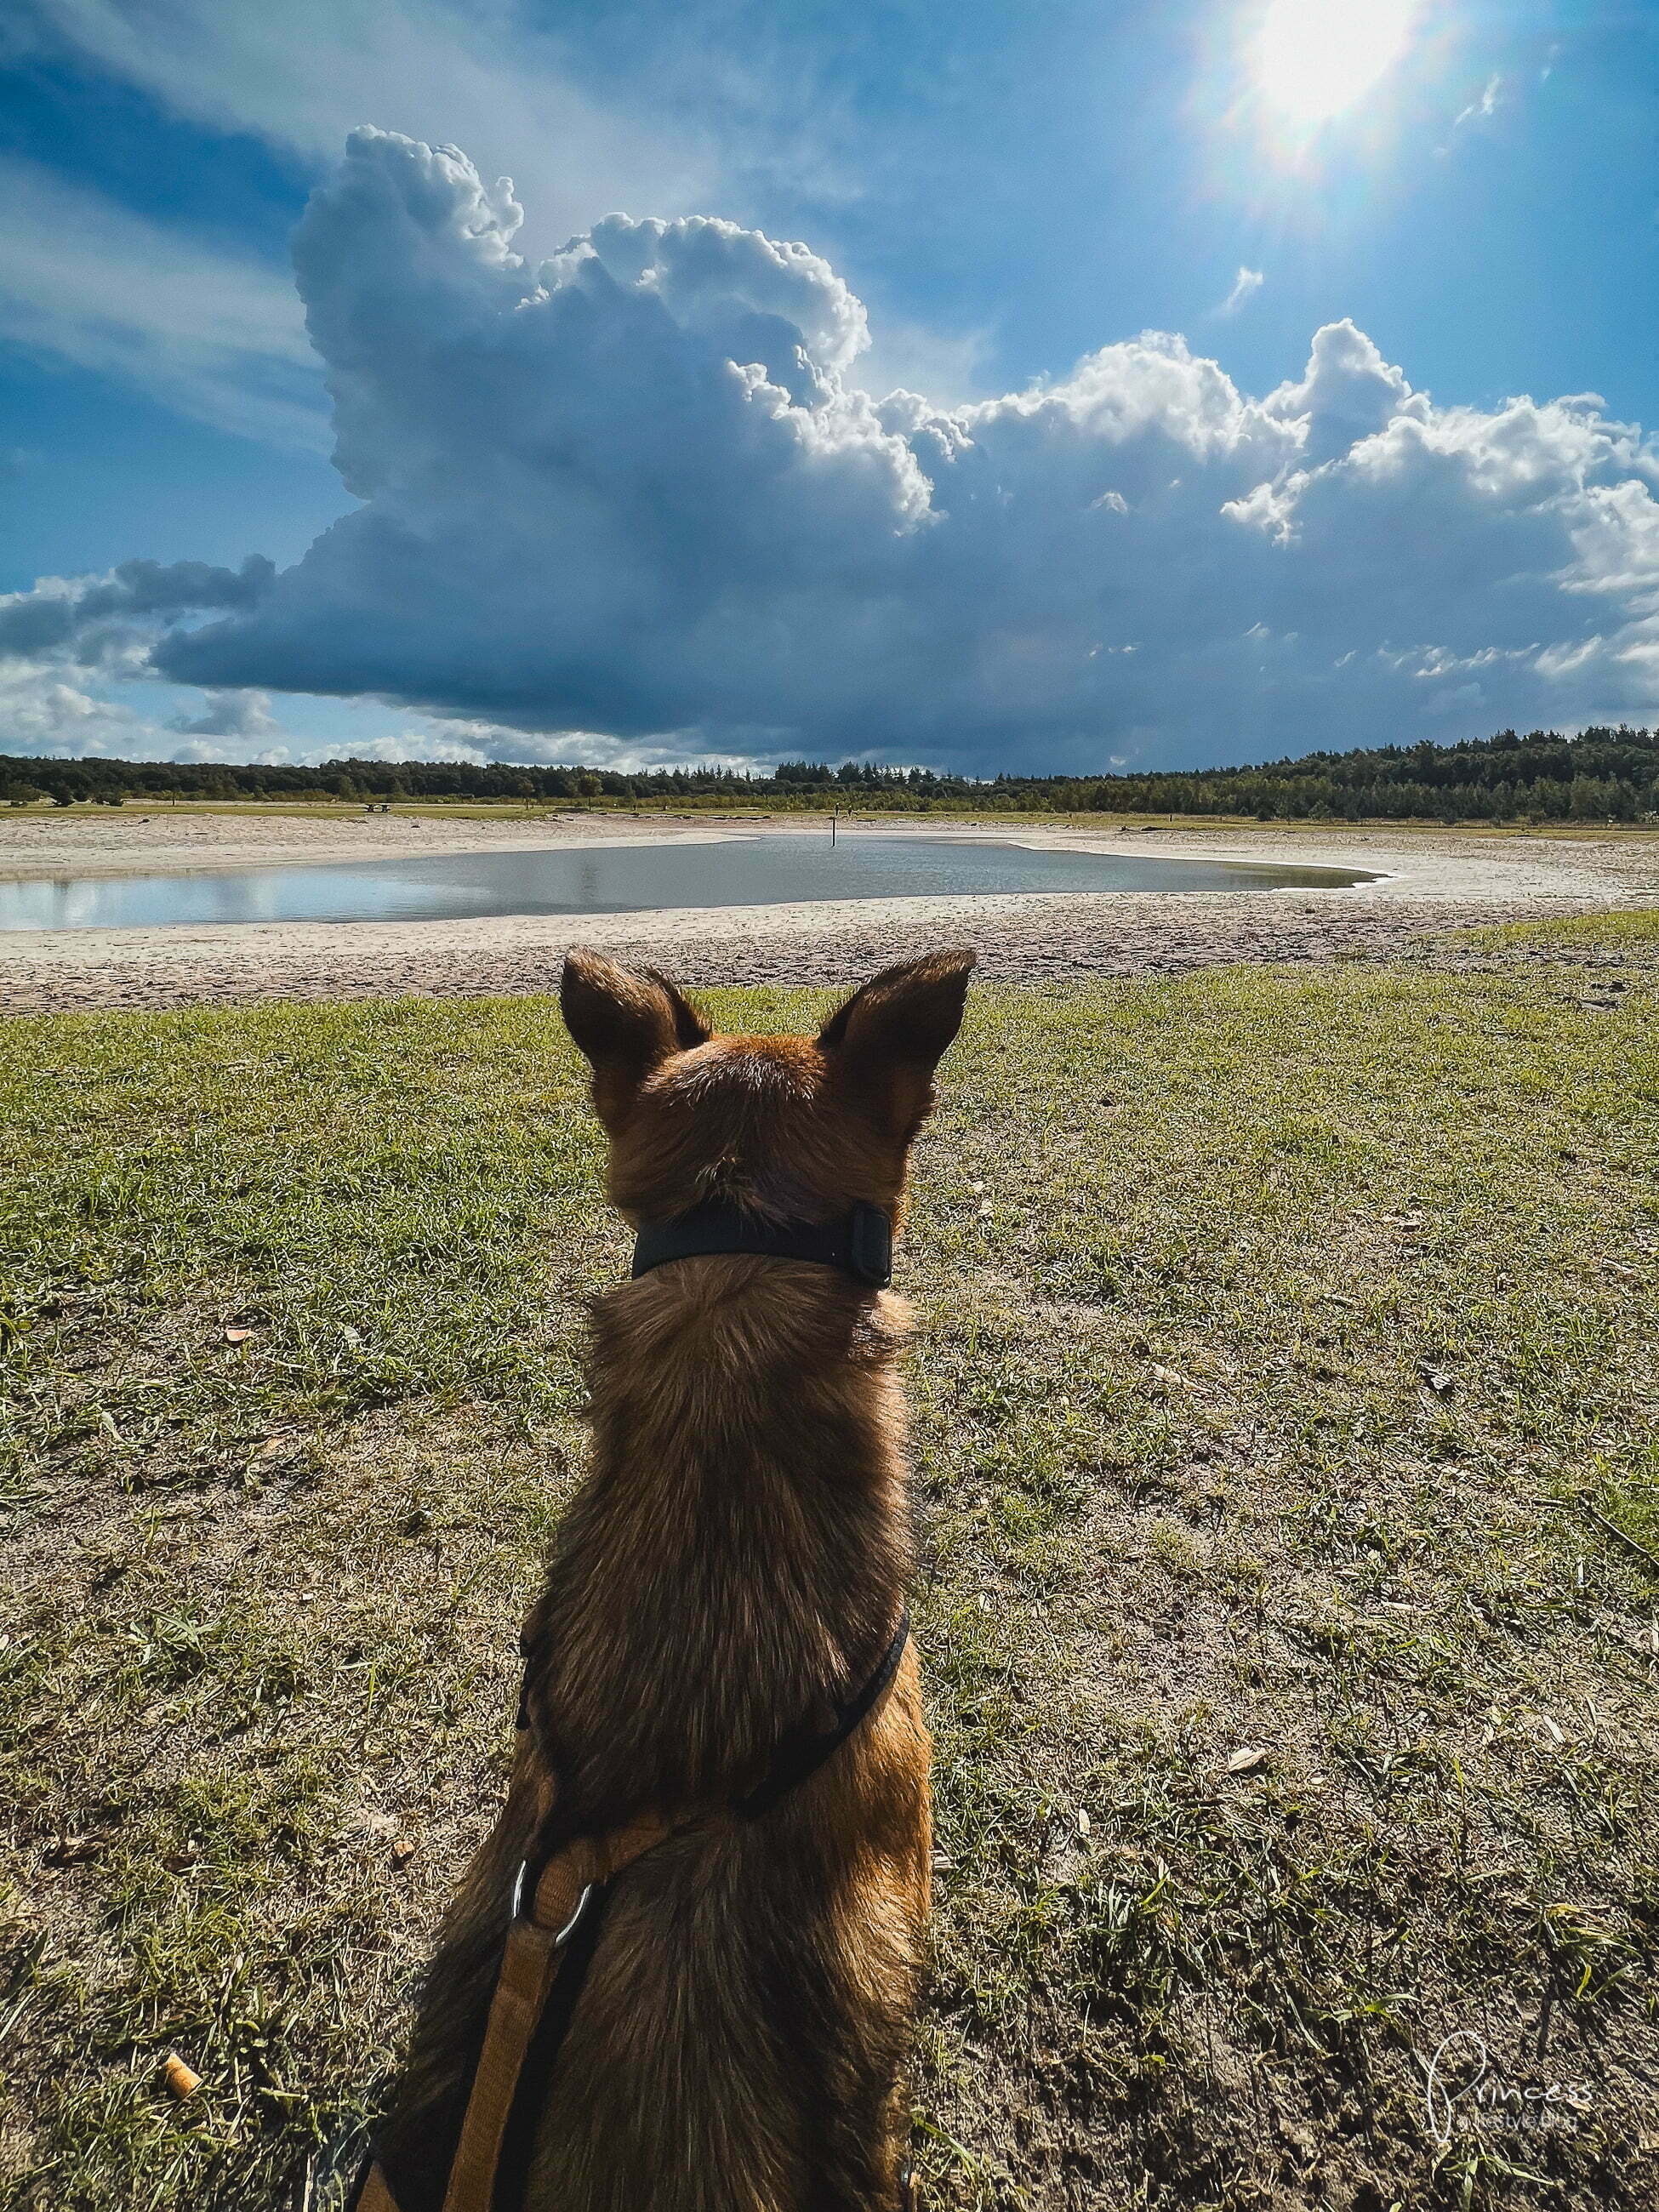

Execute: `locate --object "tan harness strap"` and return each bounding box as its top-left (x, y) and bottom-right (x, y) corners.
top-left (359, 1816), bottom-right (676, 2212)
top-left (440, 1816), bottom-right (676, 2212)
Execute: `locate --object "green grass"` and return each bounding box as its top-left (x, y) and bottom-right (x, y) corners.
top-left (3, 917), bottom-right (1657, 2210)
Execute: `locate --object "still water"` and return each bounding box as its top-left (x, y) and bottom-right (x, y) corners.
top-left (0, 835), bottom-right (1382, 932)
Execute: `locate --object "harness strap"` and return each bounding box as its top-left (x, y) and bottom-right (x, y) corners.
top-left (359, 1613), bottom-right (909, 2212)
top-left (735, 1609), bottom-right (910, 1820)
top-left (443, 1816), bottom-right (674, 2212)
top-left (487, 1875), bottom-right (615, 2212)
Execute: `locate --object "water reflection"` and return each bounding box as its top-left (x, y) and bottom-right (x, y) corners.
top-left (0, 835), bottom-right (1383, 933)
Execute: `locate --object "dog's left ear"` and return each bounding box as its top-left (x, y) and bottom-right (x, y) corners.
top-left (818, 949), bottom-right (975, 1142)
top-left (562, 949), bottom-right (710, 1127)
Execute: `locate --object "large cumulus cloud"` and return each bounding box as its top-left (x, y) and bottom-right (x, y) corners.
top-left (23, 129), bottom-right (1659, 767)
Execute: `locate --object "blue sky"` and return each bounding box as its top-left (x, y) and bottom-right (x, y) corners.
top-left (1, 0), bottom-right (1656, 772)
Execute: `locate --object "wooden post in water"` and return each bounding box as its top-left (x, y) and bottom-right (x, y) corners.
top-left (832, 807), bottom-right (837, 847)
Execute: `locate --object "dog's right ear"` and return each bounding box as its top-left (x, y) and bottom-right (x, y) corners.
top-left (561, 949), bottom-right (710, 1128)
top-left (818, 948), bottom-right (975, 1143)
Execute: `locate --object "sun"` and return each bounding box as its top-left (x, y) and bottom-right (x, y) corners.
top-left (1257, 0), bottom-right (1418, 123)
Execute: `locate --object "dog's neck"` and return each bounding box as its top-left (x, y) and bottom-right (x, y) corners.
top-left (518, 1256), bottom-right (914, 1826)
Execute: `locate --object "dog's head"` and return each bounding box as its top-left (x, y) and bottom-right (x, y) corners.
top-left (560, 948), bottom-right (975, 1226)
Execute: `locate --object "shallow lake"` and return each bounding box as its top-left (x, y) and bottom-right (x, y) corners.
top-left (0, 834), bottom-right (1383, 932)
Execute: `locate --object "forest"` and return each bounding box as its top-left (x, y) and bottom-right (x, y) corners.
top-left (2, 723), bottom-right (1656, 822)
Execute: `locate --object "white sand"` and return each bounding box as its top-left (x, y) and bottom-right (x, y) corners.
top-left (3, 812), bottom-right (1655, 1014)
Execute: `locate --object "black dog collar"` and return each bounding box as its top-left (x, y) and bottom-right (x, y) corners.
top-left (631, 1199), bottom-right (893, 1290)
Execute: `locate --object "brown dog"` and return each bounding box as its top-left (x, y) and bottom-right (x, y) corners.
top-left (368, 946), bottom-right (974, 2212)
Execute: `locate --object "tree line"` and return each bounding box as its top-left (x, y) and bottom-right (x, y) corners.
top-left (2, 724), bottom-right (1656, 822)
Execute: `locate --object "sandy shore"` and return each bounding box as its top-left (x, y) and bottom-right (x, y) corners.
top-left (3, 812), bottom-right (1655, 1015)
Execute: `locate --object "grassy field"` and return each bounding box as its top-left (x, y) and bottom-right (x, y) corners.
top-left (2, 919), bottom-right (1656, 2211)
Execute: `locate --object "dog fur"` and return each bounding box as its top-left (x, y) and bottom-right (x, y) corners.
top-left (373, 946), bottom-right (975, 2211)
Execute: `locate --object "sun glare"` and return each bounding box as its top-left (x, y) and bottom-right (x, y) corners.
top-left (1257, 0), bottom-right (1418, 122)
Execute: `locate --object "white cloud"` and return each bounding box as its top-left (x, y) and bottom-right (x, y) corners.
top-left (169, 687), bottom-right (281, 738)
top-left (328, 724), bottom-right (763, 774)
top-left (0, 156), bottom-right (326, 447)
top-left (0, 659), bottom-right (174, 758)
top-left (0, 666), bottom-right (761, 772)
top-left (0, 670), bottom-right (117, 745)
top-left (1454, 74), bottom-right (1504, 128)
top-left (1215, 265), bottom-right (1264, 316)
top-left (11, 130), bottom-right (1659, 773)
